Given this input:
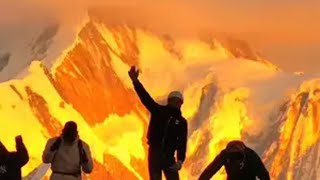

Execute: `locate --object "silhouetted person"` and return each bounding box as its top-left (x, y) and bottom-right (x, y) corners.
top-left (0, 136), bottom-right (29, 180)
top-left (199, 141), bottom-right (270, 180)
top-left (42, 121), bottom-right (93, 180)
top-left (128, 66), bottom-right (188, 180)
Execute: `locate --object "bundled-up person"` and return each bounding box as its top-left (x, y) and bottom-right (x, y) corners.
top-left (0, 135), bottom-right (29, 180)
top-left (199, 141), bottom-right (270, 180)
top-left (42, 121), bottom-right (93, 180)
top-left (128, 66), bottom-right (188, 180)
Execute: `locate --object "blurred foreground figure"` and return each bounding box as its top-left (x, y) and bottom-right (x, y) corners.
top-left (129, 66), bottom-right (188, 180)
top-left (199, 141), bottom-right (270, 180)
top-left (42, 121), bottom-right (93, 180)
top-left (0, 135), bottom-right (29, 180)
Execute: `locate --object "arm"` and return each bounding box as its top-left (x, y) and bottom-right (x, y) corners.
top-left (132, 78), bottom-right (159, 113)
top-left (42, 138), bottom-right (59, 163)
top-left (199, 152), bottom-right (225, 180)
top-left (129, 66), bottom-right (159, 113)
top-left (14, 136), bottom-right (29, 167)
top-left (252, 151), bottom-right (270, 180)
top-left (81, 143), bottom-right (93, 173)
top-left (177, 121), bottom-right (188, 163)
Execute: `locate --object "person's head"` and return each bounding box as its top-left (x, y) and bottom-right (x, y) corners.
top-left (62, 121), bottom-right (78, 143)
top-left (226, 141), bottom-right (246, 169)
top-left (167, 91), bottom-right (184, 109)
top-left (226, 140), bottom-right (246, 153)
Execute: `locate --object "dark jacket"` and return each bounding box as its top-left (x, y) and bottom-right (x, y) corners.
top-left (0, 141), bottom-right (29, 180)
top-left (199, 147), bottom-right (270, 180)
top-left (133, 80), bottom-right (188, 163)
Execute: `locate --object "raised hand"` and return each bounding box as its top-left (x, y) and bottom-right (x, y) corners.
top-left (128, 66), bottom-right (139, 82)
top-left (15, 135), bottom-right (23, 145)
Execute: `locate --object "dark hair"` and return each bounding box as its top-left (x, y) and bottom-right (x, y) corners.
top-left (226, 140), bottom-right (245, 152)
top-left (62, 121), bottom-right (78, 143)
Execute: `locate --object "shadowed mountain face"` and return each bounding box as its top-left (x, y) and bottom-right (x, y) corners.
top-left (0, 52), bottom-right (10, 71)
top-left (49, 18), bottom-right (277, 126)
top-left (29, 24), bottom-right (59, 61)
top-left (25, 85), bottom-right (63, 137)
top-left (0, 24), bottom-right (59, 83)
top-left (199, 34), bottom-right (279, 71)
top-left (52, 22), bottom-right (141, 125)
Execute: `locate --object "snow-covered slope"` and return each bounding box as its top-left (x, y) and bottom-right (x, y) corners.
top-left (0, 16), bottom-right (86, 82)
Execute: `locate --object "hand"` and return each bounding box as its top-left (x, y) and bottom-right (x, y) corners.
top-left (15, 135), bottom-right (23, 144)
top-left (128, 66), bottom-right (139, 82)
top-left (15, 135), bottom-right (24, 149)
top-left (50, 138), bottom-right (62, 151)
top-left (168, 160), bottom-right (183, 172)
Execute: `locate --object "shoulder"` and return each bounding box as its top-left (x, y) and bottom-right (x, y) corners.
top-left (79, 140), bottom-right (90, 149)
top-left (220, 149), bottom-right (227, 157)
top-left (245, 147), bottom-right (260, 158)
top-left (245, 147), bottom-right (256, 154)
top-left (150, 104), bottom-right (164, 114)
top-left (180, 117), bottom-right (187, 126)
top-left (215, 150), bottom-right (228, 162)
top-left (159, 105), bottom-right (167, 110)
top-left (47, 137), bottom-right (59, 144)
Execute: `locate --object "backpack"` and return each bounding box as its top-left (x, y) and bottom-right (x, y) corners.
top-left (51, 137), bottom-right (85, 176)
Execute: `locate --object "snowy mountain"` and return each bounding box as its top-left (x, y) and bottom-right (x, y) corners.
top-left (0, 13), bottom-right (319, 180)
top-left (263, 82), bottom-right (320, 180)
top-left (0, 15), bottom-right (84, 82)
top-left (0, 52), bottom-right (10, 71)
top-left (0, 24), bottom-right (58, 82)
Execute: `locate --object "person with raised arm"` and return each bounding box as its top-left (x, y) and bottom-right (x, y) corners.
top-left (128, 66), bottom-right (188, 180)
top-left (0, 135), bottom-right (29, 180)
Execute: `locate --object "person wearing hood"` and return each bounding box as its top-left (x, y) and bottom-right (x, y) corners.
top-left (199, 141), bottom-right (270, 180)
top-left (42, 121), bottom-right (93, 180)
top-left (128, 66), bottom-right (188, 180)
top-left (0, 136), bottom-right (29, 180)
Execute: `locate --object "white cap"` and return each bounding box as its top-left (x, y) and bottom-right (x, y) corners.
top-left (168, 91), bottom-right (184, 102)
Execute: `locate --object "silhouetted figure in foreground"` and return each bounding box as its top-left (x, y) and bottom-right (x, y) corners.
top-left (0, 136), bottom-right (29, 180)
top-left (129, 66), bottom-right (188, 180)
top-left (199, 141), bottom-right (270, 180)
top-left (42, 121), bottom-right (93, 180)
